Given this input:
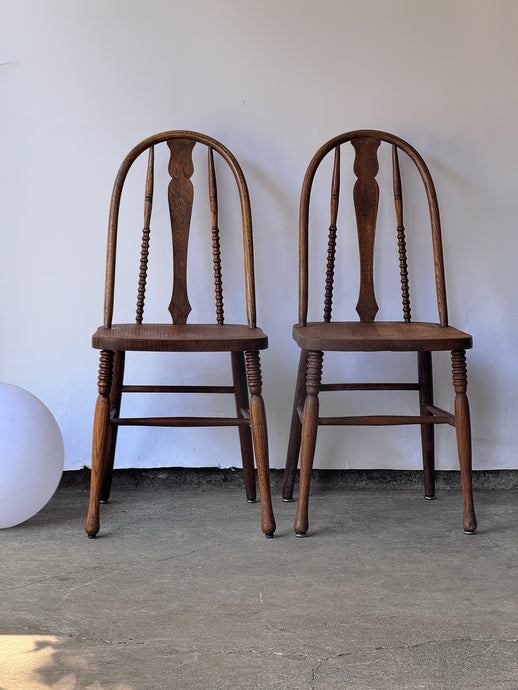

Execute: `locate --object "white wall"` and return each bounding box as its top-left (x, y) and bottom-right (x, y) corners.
top-left (1, 0), bottom-right (517, 472)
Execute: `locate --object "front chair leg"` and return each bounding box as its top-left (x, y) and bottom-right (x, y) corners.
top-left (245, 350), bottom-right (276, 537)
top-left (86, 350), bottom-right (114, 538)
top-left (294, 350), bottom-right (323, 537)
top-left (282, 350), bottom-right (308, 501)
top-left (452, 350), bottom-right (477, 533)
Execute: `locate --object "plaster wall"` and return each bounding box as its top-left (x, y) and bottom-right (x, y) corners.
top-left (1, 0), bottom-right (517, 471)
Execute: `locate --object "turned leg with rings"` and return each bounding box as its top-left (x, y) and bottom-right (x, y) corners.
top-left (294, 350), bottom-right (323, 537)
top-left (100, 350), bottom-right (125, 503)
top-left (86, 349), bottom-right (114, 538)
top-left (245, 350), bottom-right (276, 537)
top-left (452, 350), bottom-right (477, 534)
top-left (232, 351), bottom-right (256, 503)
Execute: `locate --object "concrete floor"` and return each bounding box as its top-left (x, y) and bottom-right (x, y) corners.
top-left (1, 472), bottom-right (518, 689)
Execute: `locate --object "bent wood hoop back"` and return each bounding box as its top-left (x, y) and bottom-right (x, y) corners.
top-left (102, 130), bottom-right (258, 331)
top-left (298, 129), bottom-right (448, 328)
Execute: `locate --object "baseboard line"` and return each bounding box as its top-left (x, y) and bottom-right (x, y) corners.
top-left (60, 467), bottom-right (518, 492)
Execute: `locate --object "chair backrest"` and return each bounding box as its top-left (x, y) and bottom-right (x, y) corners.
top-left (298, 130), bottom-right (449, 328)
top-left (102, 131), bottom-right (257, 329)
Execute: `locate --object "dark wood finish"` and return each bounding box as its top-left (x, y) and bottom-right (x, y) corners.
top-left (93, 323), bottom-right (268, 352)
top-left (167, 139), bottom-right (195, 324)
top-left (418, 351), bottom-right (435, 498)
top-left (86, 131), bottom-right (275, 538)
top-left (393, 146), bottom-right (411, 322)
top-left (102, 131), bottom-right (258, 331)
top-left (231, 351), bottom-right (256, 502)
top-left (113, 416), bottom-right (250, 427)
top-left (425, 404), bottom-right (455, 426)
top-left (294, 350), bottom-right (323, 536)
top-left (209, 147), bottom-right (224, 325)
top-left (282, 350), bottom-right (308, 501)
top-left (286, 130), bottom-right (476, 536)
top-left (122, 384), bottom-right (234, 393)
top-left (136, 148), bottom-right (154, 324)
top-left (317, 414), bottom-right (450, 425)
top-left (452, 349), bottom-right (477, 533)
top-left (293, 321), bottom-right (472, 352)
top-left (86, 349), bottom-right (113, 537)
top-left (100, 349), bottom-right (125, 503)
top-left (299, 130), bottom-right (449, 328)
top-left (321, 382), bottom-right (419, 391)
top-left (323, 146), bottom-right (340, 323)
top-left (245, 350), bottom-right (275, 536)
top-left (352, 137), bottom-right (380, 322)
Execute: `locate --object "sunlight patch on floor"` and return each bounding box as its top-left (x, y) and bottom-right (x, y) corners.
top-left (0, 634), bottom-right (136, 689)
top-left (0, 635), bottom-right (68, 689)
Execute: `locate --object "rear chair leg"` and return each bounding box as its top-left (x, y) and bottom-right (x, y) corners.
top-left (452, 350), bottom-right (477, 534)
top-left (86, 350), bottom-right (114, 538)
top-left (100, 350), bottom-right (125, 503)
top-left (282, 350), bottom-right (308, 501)
top-left (294, 350), bottom-right (323, 537)
top-left (245, 350), bottom-right (276, 537)
top-left (231, 351), bottom-right (256, 502)
top-left (418, 351), bottom-right (435, 499)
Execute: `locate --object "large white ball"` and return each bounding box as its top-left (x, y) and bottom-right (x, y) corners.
top-left (0, 383), bottom-right (64, 528)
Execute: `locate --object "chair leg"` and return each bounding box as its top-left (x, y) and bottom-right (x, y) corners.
top-left (282, 350), bottom-right (308, 502)
top-left (418, 351), bottom-right (435, 498)
top-left (452, 350), bottom-right (477, 534)
top-left (294, 350), bottom-right (323, 537)
top-left (231, 351), bottom-right (256, 502)
top-left (100, 350), bottom-right (125, 503)
top-left (245, 350), bottom-right (276, 537)
top-left (86, 350), bottom-right (114, 538)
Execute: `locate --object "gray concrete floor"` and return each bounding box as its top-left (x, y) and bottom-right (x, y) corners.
top-left (1, 474), bottom-right (518, 689)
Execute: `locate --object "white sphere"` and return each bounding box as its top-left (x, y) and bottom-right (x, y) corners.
top-left (0, 383), bottom-right (64, 528)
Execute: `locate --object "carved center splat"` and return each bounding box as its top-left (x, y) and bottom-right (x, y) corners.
top-left (167, 139), bottom-right (196, 324)
top-left (352, 137), bottom-right (380, 322)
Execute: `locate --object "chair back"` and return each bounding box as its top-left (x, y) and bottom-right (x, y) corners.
top-left (102, 131), bottom-right (257, 329)
top-left (298, 130), bottom-right (448, 328)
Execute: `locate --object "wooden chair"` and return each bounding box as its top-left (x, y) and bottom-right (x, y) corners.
top-left (85, 131), bottom-right (275, 538)
top-left (282, 130), bottom-right (476, 537)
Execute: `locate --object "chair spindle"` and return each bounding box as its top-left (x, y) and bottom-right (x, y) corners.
top-left (392, 146), bottom-right (411, 323)
top-left (167, 139), bottom-right (195, 324)
top-left (208, 147), bottom-right (224, 325)
top-left (136, 146), bottom-right (154, 324)
top-left (352, 137), bottom-right (380, 322)
top-left (323, 146), bottom-right (340, 323)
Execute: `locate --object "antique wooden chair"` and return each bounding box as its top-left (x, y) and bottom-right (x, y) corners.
top-left (85, 131), bottom-right (275, 538)
top-left (282, 130), bottom-right (476, 537)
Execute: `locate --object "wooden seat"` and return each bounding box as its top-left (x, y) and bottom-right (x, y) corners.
top-left (293, 322), bottom-right (472, 352)
top-left (86, 131), bottom-right (275, 538)
top-left (92, 324), bottom-right (268, 352)
top-left (282, 130), bottom-right (477, 536)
